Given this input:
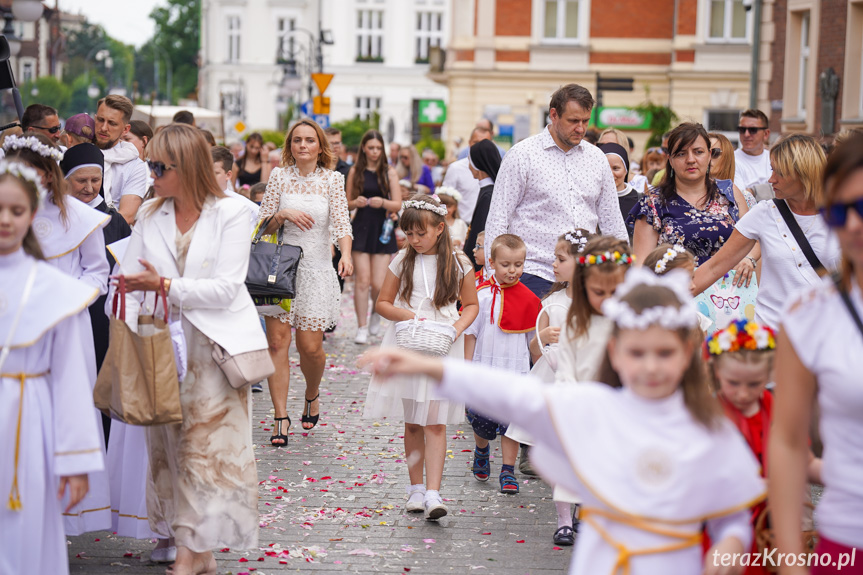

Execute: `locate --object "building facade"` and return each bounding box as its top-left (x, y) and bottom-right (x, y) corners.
top-left (199, 0), bottom-right (450, 145)
top-left (759, 0), bottom-right (862, 137)
top-left (434, 0), bottom-right (757, 153)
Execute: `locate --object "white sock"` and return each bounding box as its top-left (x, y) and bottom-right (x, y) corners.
top-left (556, 501), bottom-right (572, 529)
top-left (424, 489), bottom-right (441, 502)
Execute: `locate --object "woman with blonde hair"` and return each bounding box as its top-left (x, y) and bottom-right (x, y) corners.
top-left (119, 123), bottom-right (269, 575)
top-left (693, 134), bottom-right (841, 329)
top-left (396, 144), bottom-right (435, 194)
top-left (708, 132), bottom-right (748, 197)
top-left (259, 119), bottom-right (353, 441)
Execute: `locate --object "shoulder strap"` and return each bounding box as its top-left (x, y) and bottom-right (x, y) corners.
top-left (835, 275), bottom-right (863, 341)
top-left (773, 199), bottom-right (825, 274)
top-left (0, 263), bottom-right (39, 373)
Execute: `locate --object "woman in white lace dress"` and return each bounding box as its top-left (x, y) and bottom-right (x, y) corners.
top-left (259, 119), bottom-right (353, 445)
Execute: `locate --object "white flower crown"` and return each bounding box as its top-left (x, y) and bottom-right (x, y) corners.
top-left (435, 185), bottom-right (463, 203)
top-left (563, 230), bottom-right (589, 252)
top-left (0, 160), bottom-right (49, 207)
top-left (654, 244), bottom-right (687, 274)
top-left (2, 134), bottom-right (64, 163)
top-left (403, 199), bottom-right (447, 217)
top-left (601, 267), bottom-right (697, 331)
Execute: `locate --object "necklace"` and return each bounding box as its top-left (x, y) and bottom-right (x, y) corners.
top-left (795, 213), bottom-right (817, 235)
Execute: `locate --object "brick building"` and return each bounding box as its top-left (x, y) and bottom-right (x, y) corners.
top-left (433, 0), bottom-right (757, 153)
top-left (759, 0), bottom-right (862, 137)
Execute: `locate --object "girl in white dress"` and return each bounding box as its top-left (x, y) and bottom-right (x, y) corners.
top-left (258, 119), bottom-right (353, 445)
top-left (361, 268), bottom-right (765, 575)
top-left (0, 162), bottom-right (105, 575)
top-left (436, 186), bottom-right (468, 249)
top-left (2, 133), bottom-right (112, 535)
top-left (363, 194), bottom-right (478, 520)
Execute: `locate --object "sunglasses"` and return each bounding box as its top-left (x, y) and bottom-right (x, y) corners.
top-left (710, 148), bottom-right (722, 159)
top-left (711, 295), bottom-right (740, 310)
top-left (737, 126), bottom-right (767, 135)
top-left (647, 147), bottom-right (667, 155)
top-left (147, 160), bottom-right (176, 178)
top-left (33, 125), bottom-right (62, 134)
top-left (820, 199), bottom-right (863, 228)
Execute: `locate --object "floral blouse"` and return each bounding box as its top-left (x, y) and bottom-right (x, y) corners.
top-left (627, 179), bottom-right (741, 266)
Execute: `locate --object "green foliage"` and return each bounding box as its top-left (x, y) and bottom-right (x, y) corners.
top-left (21, 77), bottom-right (71, 115)
top-left (634, 96), bottom-right (678, 150)
top-left (416, 127), bottom-right (445, 160)
top-left (331, 112), bottom-right (380, 149)
top-left (258, 130), bottom-right (287, 147)
top-left (147, 0), bottom-right (201, 103)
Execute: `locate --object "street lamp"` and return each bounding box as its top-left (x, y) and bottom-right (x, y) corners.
top-left (1, 11), bottom-right (20, 57)
top-left (10, 0), bottom-right (43, 23)
top-left (87, 81), bottom-right (99, 99)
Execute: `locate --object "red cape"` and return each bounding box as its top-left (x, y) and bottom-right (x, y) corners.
top-left (478, 277), bottom-right (542, 334)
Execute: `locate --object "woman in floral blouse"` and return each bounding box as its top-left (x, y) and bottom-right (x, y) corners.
top-left (629, 122), bottom-right (759, 283)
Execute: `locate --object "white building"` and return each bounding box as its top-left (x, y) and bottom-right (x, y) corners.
top-left (199, 0), bottom-right (450, 145)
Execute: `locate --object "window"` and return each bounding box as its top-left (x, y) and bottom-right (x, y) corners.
top-left (415, 11), bottom-right (443, 63)
top-left (707, 0), bottom-right (748, 42)
top-left (277, 17), bottom-right (296, 63)
top-left (705, 109), bottom-right (742, 145)
top-left (798, 12), bottom-right (810, 115)
top-left (20, 60), bottom-right (34, 84)
top-left (543, 0), bottom-right (580, 41)
top-left (227, 16), bottom-right (241, 63)
top-left (355, 96), bottom-right (381, 120)
top-left (356, 10), bottom-right (384, 61)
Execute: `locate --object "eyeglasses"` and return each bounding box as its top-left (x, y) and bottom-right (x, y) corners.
top-left (710, 295), bottom-right (740, 310)
top-left (710, 148), bottom-right (722, 159)
top-left (147, 160), bottom-right (176, 178)
top-left (473, 243), bottom-right (483, 250)
top-left (32, 125), bottom-right (62, 134)
top-left (737, 126), bottom-right (767, 135)
top-left (820, 199), bottom-right (863, 228)
top-left (646, 147), bottom-right (667, 155)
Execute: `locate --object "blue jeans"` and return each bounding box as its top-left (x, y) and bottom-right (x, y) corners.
top-left (520, 273), bottom-right (553, 300)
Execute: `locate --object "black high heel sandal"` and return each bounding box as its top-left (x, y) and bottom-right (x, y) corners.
top-left (270, 416), bottom-right (290, 447)
top-left (301, 394), bottom-right (320, 430)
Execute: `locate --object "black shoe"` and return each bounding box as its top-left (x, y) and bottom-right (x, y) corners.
top-left (251, 382), bottom-right (264, 393)
top-left (270, 416), bottom-right (290, 447)
top-left (301, 394), bottom-right (320, 430)
top-left (553, 525), bottom-right (575, 546)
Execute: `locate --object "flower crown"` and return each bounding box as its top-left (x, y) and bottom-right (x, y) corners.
top-left (577, 250), bottom-right (634, 266)
top-left (601, 268), bottom-right (697, 330)
top-left (0, 160), bottom-right (49, 207)
top-left (434, 185), bottom-right (462, 203)
top-left (705, 319), bottom-right (776, 357)
top-left (654, 244), bottom-right (687, 274)
top-left (403, 199), bottom-right (447, 217)
top-left (563, 230), bottom-right (589, 252)
top-left (2, 134), bottom-right (64, 162)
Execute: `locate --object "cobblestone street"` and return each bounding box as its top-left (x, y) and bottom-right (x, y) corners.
top-left (67, 283), bottom-right (570, 575)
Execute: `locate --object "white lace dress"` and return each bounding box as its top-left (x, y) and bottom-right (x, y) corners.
top-left (258, 165), bottom-right (353, 331)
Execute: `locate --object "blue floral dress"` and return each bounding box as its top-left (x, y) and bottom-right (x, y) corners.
top-left (627, 179), bottom-right (741, 266)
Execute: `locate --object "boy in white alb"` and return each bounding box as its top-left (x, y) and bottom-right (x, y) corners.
top-left (464, 234), bottom-right (542, 494)
top-left (212, 146), bottom-right (260, 232)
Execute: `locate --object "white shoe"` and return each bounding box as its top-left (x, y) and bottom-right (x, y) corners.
top-left (423, 490), bottom-right (448, 520)
top-left (354, 326), bottom-right (369, 344)
top-left (368, 313), bottom-right (382, 336)
top-left (150, 545), bottom-right (177, 563)
top-left (405, 484), bottom-right (426, 513)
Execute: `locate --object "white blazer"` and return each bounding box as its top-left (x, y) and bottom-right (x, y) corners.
top-left (121, 195), bottom-right (267, 356)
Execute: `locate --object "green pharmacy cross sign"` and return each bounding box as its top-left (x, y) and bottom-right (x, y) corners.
top-left (418, 99), bottom-right (447, 125)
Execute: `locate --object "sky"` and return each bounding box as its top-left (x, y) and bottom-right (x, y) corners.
top-left (58, 0), bottom-right (164, 48)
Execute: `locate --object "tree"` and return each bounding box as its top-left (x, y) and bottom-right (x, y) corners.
top-left (148, 0), bottom-right (201, 103)
top-left (633, 88), bottom-right (678, 149)
top-left (21, 77), bottom-right (71, 115)
top-left (331, 112), bottom-right (380, 149)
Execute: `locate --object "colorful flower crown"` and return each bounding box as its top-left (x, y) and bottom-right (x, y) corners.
top-left (402, 199), bottom-right (447, 217)
top-left (601, 268), bottom-right (697, 330)
top-left (654, 244), bottom-right (687, 273)
top-left (0, 160), bottom-right (49, 207)
top-left (705, 319), bottom-right (776, 357)
top-left (2, 134), bottom-right (64, 162)
top-left (434, 185), bottom-right (462, 203)
top-left (563, 230), bottom-right (589, 252)
top-left (577, 250), bottom-right (634, 266)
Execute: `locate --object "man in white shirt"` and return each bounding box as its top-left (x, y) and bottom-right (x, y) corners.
top-left (212, 146), bottom-right (260, 232)
top-left (484, 84), bottom-right (628, 298)
top-left (94, 95), bottom-right (149, 225)
top-left (442, 128), bottom-right (486, 222)
top-left (457, 118), bottom-right (506, 161)
top-left (733, 109), bottom-right (772, 197)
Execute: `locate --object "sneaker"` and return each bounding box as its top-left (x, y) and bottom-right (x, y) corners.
top-left (405, 484), bottom-right (426, 513)
top-left (368, 313), bottom-right (382, 336)
top-left (354, 326), bottom-right (369, 344)
top-left (423, 490), bottom-right (448, 520)
top-left (518, 446), bottom-right (537, 476)
top-left (251, 382), bottom-right (264, 393)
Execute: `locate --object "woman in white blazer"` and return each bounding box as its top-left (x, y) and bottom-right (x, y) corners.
top-left (120, 124), bottom-right (265, 575)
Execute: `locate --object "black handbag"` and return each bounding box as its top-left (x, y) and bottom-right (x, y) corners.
top-left (245, 216), bottom-right (303, 299)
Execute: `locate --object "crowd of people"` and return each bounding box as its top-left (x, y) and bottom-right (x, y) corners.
top-left (1, 82), bottom-right (861, 575)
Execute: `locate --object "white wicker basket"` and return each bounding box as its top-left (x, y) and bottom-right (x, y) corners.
top-left (395, 297), bottom-right (457, 356)
top-left (534, 303), bottom-right (570, 356)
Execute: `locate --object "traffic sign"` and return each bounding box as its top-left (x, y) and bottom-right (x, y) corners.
top-left (234, 121), bottom-right (246, 133)
top-left (300, 100), bottom-right (312, 116)
top-left (311, 73), bottom-right (334, 94)
top-left (313, 96), bottom-right (330, 115)
top-left (312, 114), bottom-right (330, 128)
top-left (418, 99), bottom-right (446, 125)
